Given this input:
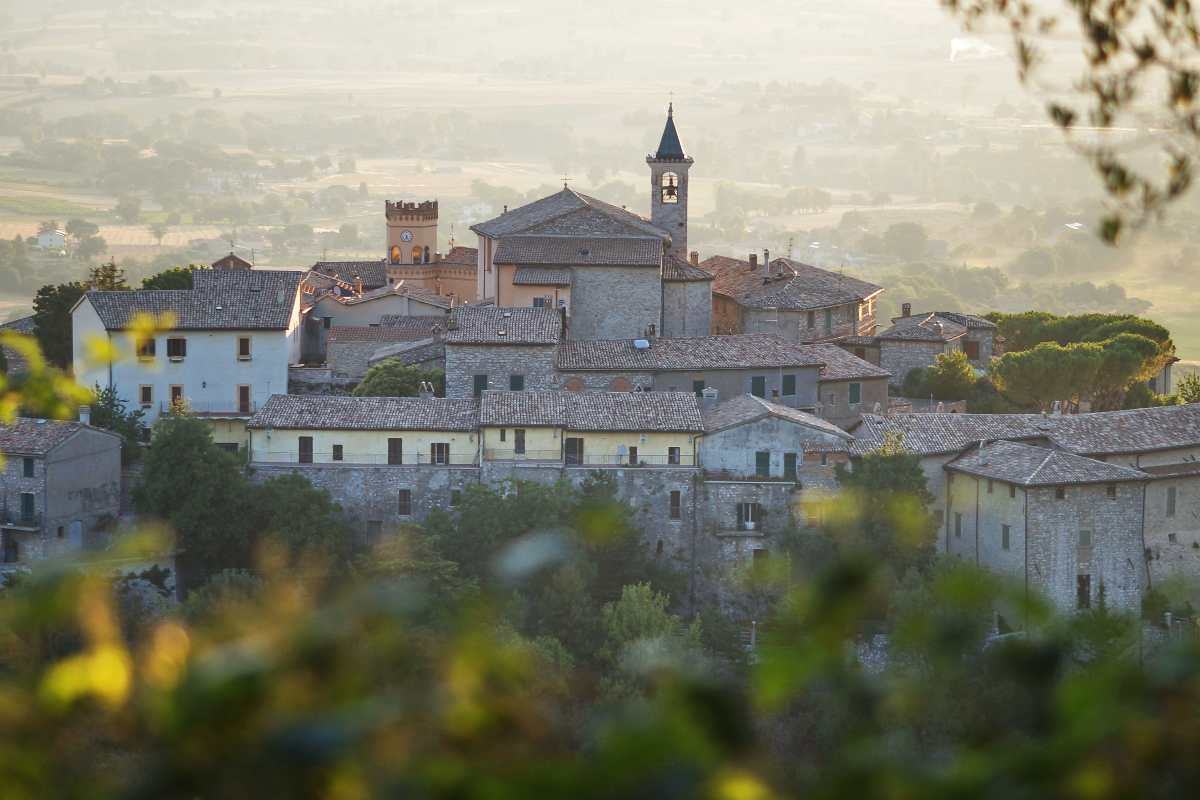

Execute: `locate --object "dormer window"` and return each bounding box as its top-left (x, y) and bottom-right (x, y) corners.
top-left (661, 172), bottom-right (679, 204)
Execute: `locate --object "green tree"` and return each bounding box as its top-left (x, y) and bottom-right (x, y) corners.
top-left (882, 222), bottom-right (929, 260)
top-left (249, 473), bottom-right (352, 564)
top-left (64, 219), bottom-right (99, 240)
top-left (32, 282), bottom-right (87, 368)
top-left (74, 235), bottom-right (106, 262)
top-left (133, 415), bottom-right (254, 577)
top-left (926, 349), bottom-right (976, 400)
top-left (114, 195), bottom-right (141, 224)
top-left (37, 220), bottom-right (59, 235)
top-left (1179, 372), bottom-right (1200, 404)
top-left (88, 384), bottom-right (144, 464)
top-left (599, 582), bottom-right (703, 697)
top-left (88, 260), bottom-right (128, 290)
top-left (353, 359), bottom-right (445, 397)
top-left (141, 266), bottom-right (197, 290)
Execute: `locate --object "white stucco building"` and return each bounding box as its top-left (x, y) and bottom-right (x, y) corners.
top-left (71, 269), bottom-right (305, 445)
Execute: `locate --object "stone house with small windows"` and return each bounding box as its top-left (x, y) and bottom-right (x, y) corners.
top-left (444, 306), bottom-right (564, 398)
top-left (700, 254), bottom-right (883, 343)
top-left (71, 268), bottom-right (305, 452)
top-left (0, 418), bottom-right (122, 573)
top-left (944, 440), bottom-right (1149, 615)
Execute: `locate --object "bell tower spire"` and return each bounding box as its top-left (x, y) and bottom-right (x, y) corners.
top-left (647, 102), bottom-right (693, 259)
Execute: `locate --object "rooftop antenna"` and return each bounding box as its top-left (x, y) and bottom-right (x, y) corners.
top-left (561, 176), bottom-right (572, 189)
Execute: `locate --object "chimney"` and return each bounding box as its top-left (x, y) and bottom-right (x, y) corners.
top-left (503, 204), bottom-right (508, 214)
top-left (700, 386), bottom-right (719, 411)
top-left (354, 276), bottom-right (364, 295)
top-left (763, 249), bottom-right (770, 277)
top-left (78, 405), bottom-right (91, 426)
top-left (749, 253), bottom-right (758, 269)
top-left (689, 250), bottom-right (699, 266)
top-left (902, 302), bottom-right (911, 317)
top-left (418, 381), bottom-right (435, 399)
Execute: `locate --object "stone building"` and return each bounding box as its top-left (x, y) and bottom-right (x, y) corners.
top-left (0, 418), bottom-right (122, 572)
top-left (700, 254), bottom-right (883, 344)
top-left (874, 313), bottom-right (967, 387)
top-left (470, 107), bottom-right (710, 341)
top-left (444, 306), bottom-right (564, 398)
top-left (325, 325), bottom-right (445, 387)
top-left (805, 343), bottom-right (892, 428)
top-left (944, 440), bottom-right (1150, 615)
top-left (307, 284), bottom-right (451, 328)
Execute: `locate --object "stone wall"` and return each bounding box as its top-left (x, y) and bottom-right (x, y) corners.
top-left (288, 366), bottom-right (336, 395)
top-left (818, 377), bottom-right (889, 427)
top-left (569, 266), bottom-right (662, 340)
top-left (964, 329), bottom-right (995, 365)
top-left (661, 280), bottom-right (712, 338)
top-left (879, 340), bottom-right (953, 387)
top-left (700, 416), bottom-right (848, 479)
top-left (1144, 474), bottom-right (1200, 584)
top-left (556, 370), bottom-right (656, 392)
top-left (554, 366), bottom-right (820, 409)
top-left (444, 344), bottom-right (558, 398)
top-left (742, 303), bottom-right (875, 344)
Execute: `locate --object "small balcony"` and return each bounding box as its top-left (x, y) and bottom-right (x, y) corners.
top-left (483, 449), bottom-right (695, 467)
top-left (257, 451), bottom-right (478, 466)
top-left (0, 508), bottom-right (41, 530)
top-left (161, 399), bottom-right (257, 418)
top-left (484, 449), bottom-right (564, 463)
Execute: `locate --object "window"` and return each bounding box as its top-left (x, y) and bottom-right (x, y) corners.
top-left (1002, 524), bottom-right (1011, 551)
top-left (656, 539), bottom-right (664, 556)
top-left (565, 437), bottom-right (584, 466)
top-left (963, 340), bottom-right (980, 360)
top-left (388, 438), bottom-right (403, 465)
top-left (532, 296), bottom-right (547, 308)
top-left (1077, 574), bottom-right (1091, 610)
top-left (139, 385), bottom-right (153, 407)
top-left (782, 374), bottom-right (796, 396)
top-left (22, 457), bottom-right (33, 478)
top-left (430, 443), bottom-right (449, 465)
top-left (499, 429), bottom-right (507, 442)
top-left (987, 479), bottom-right (994, 494)
top-left (824, 308), bottom-right (833, 332)
top-left (755, 451), bottom-right (771, 477)
top-left (473, 374), bottom-right (488, 398)
top-left (693, 380), bottom-right (706, 397)
top-left (136, 338), bottom-right (156, 359)
top-left (1106, 484), bottom-right (1117, 499)
top-left (332, 444), bottom-right (343, 462)
top-left (411, 245), bottom-right (422, 263)
top-left (1079, 529), bottom-right (1093, 548)
top-left (628, 446), bottom-right (639, 465)
top-left (668, 446), bottom-right (681, 465)
top-left (237, 385), bottom-right (251, 414)
top-left (450, 489), bottom-right (461, 507)
top-left (669, 490), bottom-right (681, 520)
top-left (19, 492), bottom-right (35, 522)
top-left (514, 429), bottom-right (526, 455)
top-left (298, 436), bottom-right (313, 464)
top-left (509, 374), bottom-right (525, 391)
top-left (1055, 486), bottom-right (1066, 500)
top-left (170, 385), bottom-right (183, 405)
top-left (660, 171), bottom-right (679, 203)
top-left (238, 337), bottom-right (252, 360)
top-left (216, 443), bottom-right (238, 454)
top-left (848, 382), bottom-right (861, 405)
top-left (806, 311), bottom-right (815, 329)
top-left (784, 452), bottom-right (797, 478)
top-left (820, 452), bottom-right (828, 466)
top-left (397, 489), bottom-right (412, 516)
top-left (751, 376), bottom-right (767, 398)
top-left (322, 317), bottom-right (332, 330)
top-left (57, 526), bottom-right (64, 539)
top-left (1167, 486), bottom-right (1177, 517)
top-left (737, 502), bottom-right (762, 531)
top-left (166, 338), bottom-right (187, 359)
top-left (1009, 485), bottom-right (1016, 499)
top-left (1169, 533), bottom-right (1179, 544)
top-left (954, 512), bottom-right (962, 538)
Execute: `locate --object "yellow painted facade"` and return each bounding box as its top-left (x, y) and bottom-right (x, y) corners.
top-left (206, 419), bottom-right (250, 451)
top-left (481, 426), bottom-right (561, 460)
top-left (249, 428), bottom-right (479, 465)
top-left (495, 264), bottom-right (571, 311)
top-left (480, 426), bottom-right (697, 465)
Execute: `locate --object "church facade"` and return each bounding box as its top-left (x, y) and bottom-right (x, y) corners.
top-left (471, 106), bottom-right (712, 341)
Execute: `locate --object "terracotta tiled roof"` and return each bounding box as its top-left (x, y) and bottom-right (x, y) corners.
top-left (512, 267), bottom-right (572, 286)
top-left (247, 394), bottom-right (477, 432)
top-left (472, 188), bottom-right (667, 239)
top-left (368, 339), bottom-right (445, 368)
top-left (1, 315), bottom-right (35, 375)
top-left (877, 313), bottom-right (968, 342)
top-left (946, 440), bottom-right (1148, 486)
top-left (1046, 403), bottom-right (1200, 456)
top-left (0, 418), bottom-right (114, 456)
top-left (446, 306), bottom-right (563, 346)
top-left (702, 394), bottom-right (851, 440)
top-left (316, 284), bottom-right (451, 309)
top-left (311, 260), bottom-right (389, 289)
top-left (556, 334), bottom-right (827, 371)
top-left (494, 236), bottom-right (661, 266)
top-left (379, 315), bottom-right (451, 333)
top-left (798, 343), bottom-right (891, 382)
top-left (898, 311), bottom-right (997, 330)
top-left (479, 390), bottom-right (703, 432)
top-left (700, 256), bottom-right (882, 310)
top-left (849, 413), bottom-right (1053, 457)
top-left (326, 326), bottom-right (441, 343)
top-left (662, 255), bottom-right (714, 282)
top-left (84, 270), bottom-right (303, 330)
top-left (441, 246), bottom-right (478, 265)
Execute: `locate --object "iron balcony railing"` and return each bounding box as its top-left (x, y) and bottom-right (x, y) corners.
top-left (161, 399), bottom-right (258, 417)
top-left (0, 508), bottom-right (41, 528)
top-left (484, 449), bottom-right (694, 467)
top-left (483, 449), bottom-right (565, 462)
top-left (256, 451), bottom-right (478, 466)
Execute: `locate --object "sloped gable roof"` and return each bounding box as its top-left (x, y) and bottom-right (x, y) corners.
top-left (556, 334), bottom-right (827, 371)
top-left (446, 306), bottom-right (562, 345)
top-left (946, 440), bottom-right (1148, 486)
top-left (247, 394), bottom-right (477, 432)
top-left (701, 256), bottom-right (882, 310)
top-left (495, 236), bottom-right (661, 266)
top-left (0, 418), bottom-right (119, 456)
top-left (877, 313), bottom-right (968, 342)
top-left (471, 188), bottom-right (667, 239)
top-left (479, 390), bottom-right (703, 432)
top-left (702, 394), bottom-right (852, 439)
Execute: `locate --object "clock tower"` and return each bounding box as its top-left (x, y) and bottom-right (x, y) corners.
top-left (385, 200), bottom-right (439, 265)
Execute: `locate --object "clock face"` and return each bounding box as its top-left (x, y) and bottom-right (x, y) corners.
top-left (400, 230), bottom-right (413, 242)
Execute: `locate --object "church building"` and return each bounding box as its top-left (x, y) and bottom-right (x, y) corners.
top-left (471, 105), bottom-right (712, 340)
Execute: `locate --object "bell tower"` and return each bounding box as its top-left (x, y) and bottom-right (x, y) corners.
top-left (647, 103), bottom-right (693, 259)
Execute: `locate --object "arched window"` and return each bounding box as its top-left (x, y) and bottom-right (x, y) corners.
top-left (423, 246), bottom-right (430, 264)
top-left (411, 245), bottom-right (422, 264)
top-left (660, 171), bottom-right (679, 204)
top-left (389, 245), bottom-right (401, 264)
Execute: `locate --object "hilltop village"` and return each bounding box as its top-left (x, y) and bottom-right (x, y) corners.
top-left (2, 107), bottom-right (1198, 618)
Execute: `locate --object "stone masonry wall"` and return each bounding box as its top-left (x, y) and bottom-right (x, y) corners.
top-left (445, 344), bottom-right (558, 398)
top-left (662, 280), bottom-right (712, 338)
top-left (879, 340), bottom-right (952, 387)
top-left (1144, 475), bottom-right (1200, 585)
top-left (570, 266), bottom-right (662, 340)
